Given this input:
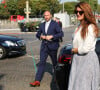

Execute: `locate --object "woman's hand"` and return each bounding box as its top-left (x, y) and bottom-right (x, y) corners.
top-left (72, 48), bottom-right (78, 54)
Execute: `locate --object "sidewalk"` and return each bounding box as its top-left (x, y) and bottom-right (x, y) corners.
top-left (0, 28), bottom-right (37, 35)
top-left (0, 28), bottom-right (21, 33)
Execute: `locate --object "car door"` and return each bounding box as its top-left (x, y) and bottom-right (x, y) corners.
top-left (95, 38), bottom-right (100, 64)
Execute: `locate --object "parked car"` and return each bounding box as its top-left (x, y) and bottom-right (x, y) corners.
top-left (0, 34), bottom-right (26, 59)
top-left (55, 37), bottom-right (100, 90)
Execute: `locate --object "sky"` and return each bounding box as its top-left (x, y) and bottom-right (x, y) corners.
top-left (60, 0), bottom-right (100, 4)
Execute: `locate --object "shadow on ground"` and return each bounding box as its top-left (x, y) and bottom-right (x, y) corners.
top-left (36, 62), bottom-right (58, 90)
top-left (0, 85), bottom-right (3, 90)
top-left (0, 53), bottom-right (26, 60)
top-left (0, 74), bottom-right (5, 90)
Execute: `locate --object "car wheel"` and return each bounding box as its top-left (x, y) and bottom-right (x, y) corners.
top-left (0, 46), bottom-right (7, 59)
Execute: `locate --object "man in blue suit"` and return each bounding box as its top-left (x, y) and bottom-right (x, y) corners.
top-left (30, 10), bottom-right (64, 87)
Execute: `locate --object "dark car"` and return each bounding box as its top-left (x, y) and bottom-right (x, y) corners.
top-left (55, 37), bottom-right (100, 90)
top-left (0, 34), bottom-right (26, 59)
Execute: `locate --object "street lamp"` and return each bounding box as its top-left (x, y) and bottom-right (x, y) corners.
top-left (63, 2), bottom-right (64, 13)
top-left (59, 0), bottom-right (65, 13)
top-left (24, 0), bottom-right (31, 22)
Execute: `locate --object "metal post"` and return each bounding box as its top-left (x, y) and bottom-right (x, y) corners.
top-left (89, 0), bottom-right (90, 5)
top-left (63, 2), bottom-right (64, 13)
top-left (24, 0), bottom-right (31, 22)
top-left (26, 0), bottom-right (29, 22)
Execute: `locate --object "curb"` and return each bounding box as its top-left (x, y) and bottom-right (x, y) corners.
top-left (0, 32), bottom-right (36, 34)
top-left (0, 28), bottom-right (37, 34)
top-left (0, 28), bottom-right (20, 31)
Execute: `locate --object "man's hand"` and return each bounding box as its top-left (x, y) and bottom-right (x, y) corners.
top-left (46, 35), bottom-right (53, 41)
top-left (40, 35), bottom-right (46, 40)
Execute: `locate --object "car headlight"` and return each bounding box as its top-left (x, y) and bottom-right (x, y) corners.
top-left (4, 41), bottom-right (18, 46)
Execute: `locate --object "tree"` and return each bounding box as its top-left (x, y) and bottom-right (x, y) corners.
top-left (7, 0), bottom-right (18, 15)
top-left (17, 0), bottom-right (26, 16)
top-left (93, 0), bottom-right (98, 11)
top-left (7, 0), bottom-right (26, 16)
top-left (77, 0), bottom-right (98, 12)
top-left (46, 0), bottom-right (60, 14)
top-left (97, 4), bottom-right (100, 14)
top-left (61, 2), bottom-right (77, 14)
top-left (30, 0), bottom-right (48, 17)
top-left (0, 0), bottom-right (61, 18)
top-left (29, 0), bottom-right (40, 17)
top-left (0, 3), bottom-right (10, 19)
top-left (30, 0), bottom-right (60, 17)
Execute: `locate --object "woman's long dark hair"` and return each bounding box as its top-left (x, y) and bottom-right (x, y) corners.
top-left (75, 2), bottom-right (99, 39)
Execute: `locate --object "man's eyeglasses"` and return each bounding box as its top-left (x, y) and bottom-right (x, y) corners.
top-left (75, 10), bottom-right (84, 15)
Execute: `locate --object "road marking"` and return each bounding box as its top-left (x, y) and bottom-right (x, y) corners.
top-left (26, 39), bottom-right (39, 44)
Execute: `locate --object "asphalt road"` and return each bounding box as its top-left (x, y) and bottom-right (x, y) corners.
top-left (0, 26), bottom-right (75, 90)
top-left (0, 24), bottom-right (100, 90)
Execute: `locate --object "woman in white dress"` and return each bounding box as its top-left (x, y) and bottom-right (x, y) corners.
top-left (68, 2), bottom-right (100, 90)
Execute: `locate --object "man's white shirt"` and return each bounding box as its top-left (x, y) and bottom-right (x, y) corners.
top-left (45, 20), bottom-right (51, 34)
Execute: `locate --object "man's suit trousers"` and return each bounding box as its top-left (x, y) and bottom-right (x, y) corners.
top-left (35, 44), bottom-right (58, 81)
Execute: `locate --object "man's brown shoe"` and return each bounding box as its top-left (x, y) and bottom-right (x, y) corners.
top-left (30, 81), bottom-right (40, 87)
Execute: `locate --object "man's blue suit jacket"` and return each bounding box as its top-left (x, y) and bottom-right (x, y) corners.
top-left (36, 20), bottom-right (64, 50)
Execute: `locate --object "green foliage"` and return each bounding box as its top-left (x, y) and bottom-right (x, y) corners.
top-left (30, 0), bottom-right (60, 17)
top-left (0, 0), bottom-right (60, 19)
top-left (61, 2), bottom-right (77, 14)
top-left (93, 0), bottom-right (98, 10)
top-left (19, 21), bottom-right (41, 32)
top-left (25, 21), bottom-right (40, 28)
top-left (4, 0), bottom-right (100, 19)
top-left (78, 0), bottom-right (98, 11)
top-left (97, 4), bottom-right (100, 13)
top-left (17, 0), bottom-right (26, 16)
top-left (0, 3), bottom-right (10, 19)
top-left (7, 0), bottom-right (18, 15)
